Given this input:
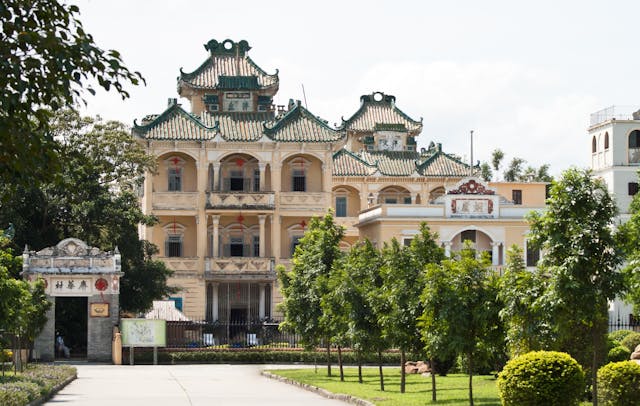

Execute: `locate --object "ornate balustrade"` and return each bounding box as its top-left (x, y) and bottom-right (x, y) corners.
top-left (278, 192), bottom-right (329, 212)
top-left (152, 192), bottom-right (198, 210)
top-left (207, 191), bottom-right (275, 210)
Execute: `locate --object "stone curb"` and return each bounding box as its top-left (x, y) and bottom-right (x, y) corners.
top-left (261, 370), bottom-right (375, 406)
top-left (28, 372), bottom-right (77, 406)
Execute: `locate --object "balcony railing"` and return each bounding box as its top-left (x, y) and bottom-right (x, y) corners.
top-left (590, 105), bottom-right (640, 126)
top-left (205, 257), bottom-right (275, 276)
top-left (157, 257), bottom-right (199, 272)
top-left (152, 192), bottom-right (198, 210)
top-left (279, 192), bottom-right (329, 212)
top-left (206, 191), bottom-right (275, 210)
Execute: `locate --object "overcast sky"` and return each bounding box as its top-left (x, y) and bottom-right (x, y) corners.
top-left (73, 0), bottom-right (640, 175)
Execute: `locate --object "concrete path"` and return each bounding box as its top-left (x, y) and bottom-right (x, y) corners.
top-left (46, 364), bottom-right (348, 405)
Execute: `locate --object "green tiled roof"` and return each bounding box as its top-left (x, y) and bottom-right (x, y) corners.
top-left (201, 112), bottom-right (272, 142)
top-left (332, 146), bottom-right (473, 177)
top-left (132, 104), bottom-right (213, 140)
top-left (179, 40), bottom-right (278, 91)
top-left (332, 149), bottom-right (377, 176)
top-left (263, 101), bottom-right (343, 143)
top-left (341, 92), bottom-right (422, 133)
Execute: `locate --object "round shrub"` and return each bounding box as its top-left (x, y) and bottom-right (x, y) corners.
top-left (597, 361), bottom-right (640, 405)
top-left (609, 329), bottom-right (635, 345)
top-left (497, 351), bottom-right (585, 406)
top-left (620, 332), bottom-right (640, 352)
top-left (0, 349), bottom-right (12, 363)
top-left (608, 345), bottom-right (632, 363)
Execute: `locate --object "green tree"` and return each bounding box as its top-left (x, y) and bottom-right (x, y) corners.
top-left (528, 168), bottom-right (623, 405)
top-left (278, 213), bottom-right (345, 376)
top-left (498, 245), bottom-right (551, 356)
top-left (491, 149), bottom-right (505, 181)
top-left (480, 162), bottom-right (492, 182)
top-left (337, 240), bottom-right (388, 387)
top-left (617, 178), bottom-right (640, 316)
top-left (503, 157), bottom-right (525, 182)
top-left (0, 110), bottom-right (175, 314)
top-left (421, 244), bottom-right (501, 406)
top-left (378, 226), bottom-right (443, 395)
top-left (1, 0), bottom-right (144, 188)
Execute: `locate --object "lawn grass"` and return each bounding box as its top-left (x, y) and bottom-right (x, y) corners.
top-left (269, 367), bottom-right (501, 405)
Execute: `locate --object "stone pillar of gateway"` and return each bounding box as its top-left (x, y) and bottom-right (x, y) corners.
top-left (22, 238), bottom-right (122, 362)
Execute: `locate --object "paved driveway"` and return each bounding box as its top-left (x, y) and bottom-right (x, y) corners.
top-left (46, 364), bottom-right (348, 405)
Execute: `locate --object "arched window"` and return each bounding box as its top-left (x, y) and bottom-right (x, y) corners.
top-left (166, 156), bottom-right (185, 192)
top-left (629, 130), bottom-right (640, 163)
top-left (604, 132), bottom-right (609, 150)
top-left (163, 222), bottom-right (185, 257)
top-left (592, 136), bottom-right (597, 153)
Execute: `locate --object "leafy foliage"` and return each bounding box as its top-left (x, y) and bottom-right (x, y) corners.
top-left (0, 110), bottom-right (174, 314)
top-left (498, 245), bottom-right (551, 356)
top-left (617, 177), bottom-right (640, 316)
top-left (608, 330), bottom-right (635, 345)
top-left (0, 0), bottom-right (144, 187)
top-left (620, 333), bottom-right (640, 353)
top-left (607, 346), bottom-right (631, 363)
top-left (420, 243), bottom-right (502, 405)
top-left (497, 351), bottom-right (585, 406)
top-left (597, 361), bottom-right (640, 405)
top-left (278, 213), bottom-right (345, 350)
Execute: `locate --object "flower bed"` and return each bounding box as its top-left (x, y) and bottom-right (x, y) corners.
top-left (0, 364), bottom-right (76, 406)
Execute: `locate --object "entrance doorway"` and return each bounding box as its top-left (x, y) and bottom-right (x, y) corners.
top-left (54, 297), bottom-right (87, 359)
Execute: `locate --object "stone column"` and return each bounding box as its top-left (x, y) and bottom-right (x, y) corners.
top-left (196, 215), bottom-right (207, 263)
top-left (443, 241), bottom-right (452, 258)
top-left (211, 282), bottom-right (219, 321)
top-left (212, 163), bottom-right (220, 191)
top-left (258, 215), bottom-right (266, 257)
top-left (212, 215), bottom-right (220, 258)
top-left (491, 242), bottom-right (501, 266)
top-left (259, 283), bottom-right (266, 319)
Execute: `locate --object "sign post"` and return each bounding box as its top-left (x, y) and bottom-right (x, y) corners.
top-left (120, 319), bottom-right (166, 366)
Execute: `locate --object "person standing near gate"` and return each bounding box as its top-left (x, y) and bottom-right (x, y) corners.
top-left (56, 332), bottom-right (70, 358)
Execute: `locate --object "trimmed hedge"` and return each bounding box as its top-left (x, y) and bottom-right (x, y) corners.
top-left (497, 351), bottom-right (585, 406)
top-left (597, 361), bottom-right (640, 405)
top-left (125, 348), bottom-right (414, 365)
top-left (0, 364), bottom-right (76, 405)
top-left (608, 345), bottom-right (632, 363)
top-left (609, 330), bottom-right (635, 345)
top-left (620, 332), bottom-right (640, 353)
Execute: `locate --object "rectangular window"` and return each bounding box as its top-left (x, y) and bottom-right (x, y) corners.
top-left (403, 238), bottom-right (413, 247)
top-left (229, 237), bottom-right (244, 257)
top-left (166, 235), bottom-right (182, 257)
top-left (385, 198), bottom-right (397, 204)
top-left (629, 182), bottom-right (638, 196)
top-left (169, 297), bottom-right (183, 311)
top-left (168, 168), bottom-right (182, 192)
top-left (292, 169), bottom-right (306, 192)
top-left (404, 196), bottom-right (412, 204)
top-left (461, 230), bottom-right (476, 243)
top-left (335, 196), bottom-right (347, 217)
top-left (512, 189), bottom-right (522, 205)
top-left (229, 170), bottom-right (244, 191)
top-left (526, 240), bottom-right (541, 267)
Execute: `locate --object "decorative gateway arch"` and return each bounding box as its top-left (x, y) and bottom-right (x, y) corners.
top-left (22, 238), bottom-right (122, 361)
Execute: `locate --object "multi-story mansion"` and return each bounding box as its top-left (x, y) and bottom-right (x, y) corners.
top-left (133, 39), bottom-right (547, 323)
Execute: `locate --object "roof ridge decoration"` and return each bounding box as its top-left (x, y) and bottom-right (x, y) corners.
top-left (333, 148), bottom-right (377, 168)
top-left (340, 91), bottom-right (423, 133)
top-left (446, 177), bottom-right (496, 195)
top-left (178, 39), bottom-right (279, 91)
top-left (417, 144), bottom-right (473, 171)
top-left (262, 101), bottom-right (343, 142)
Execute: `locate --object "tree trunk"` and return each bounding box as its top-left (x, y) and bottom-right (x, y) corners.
top-left (338, 345), bottom-right (344, 382)
top-left (430, 357), bottom-right (437, 402)
top-left (378, 351), bottom-right (385, 391)
top-left (326, 342), bottom-right (332, 377)
top-left (468, 351), bottom-right (474, 406)
top-left (400, 349), bottom-right (406, 394)
top-left (358, 361), bottom-right (363, 384)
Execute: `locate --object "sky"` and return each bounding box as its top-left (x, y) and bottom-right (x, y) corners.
top-left (73, 0), bottom-right (640, 175)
